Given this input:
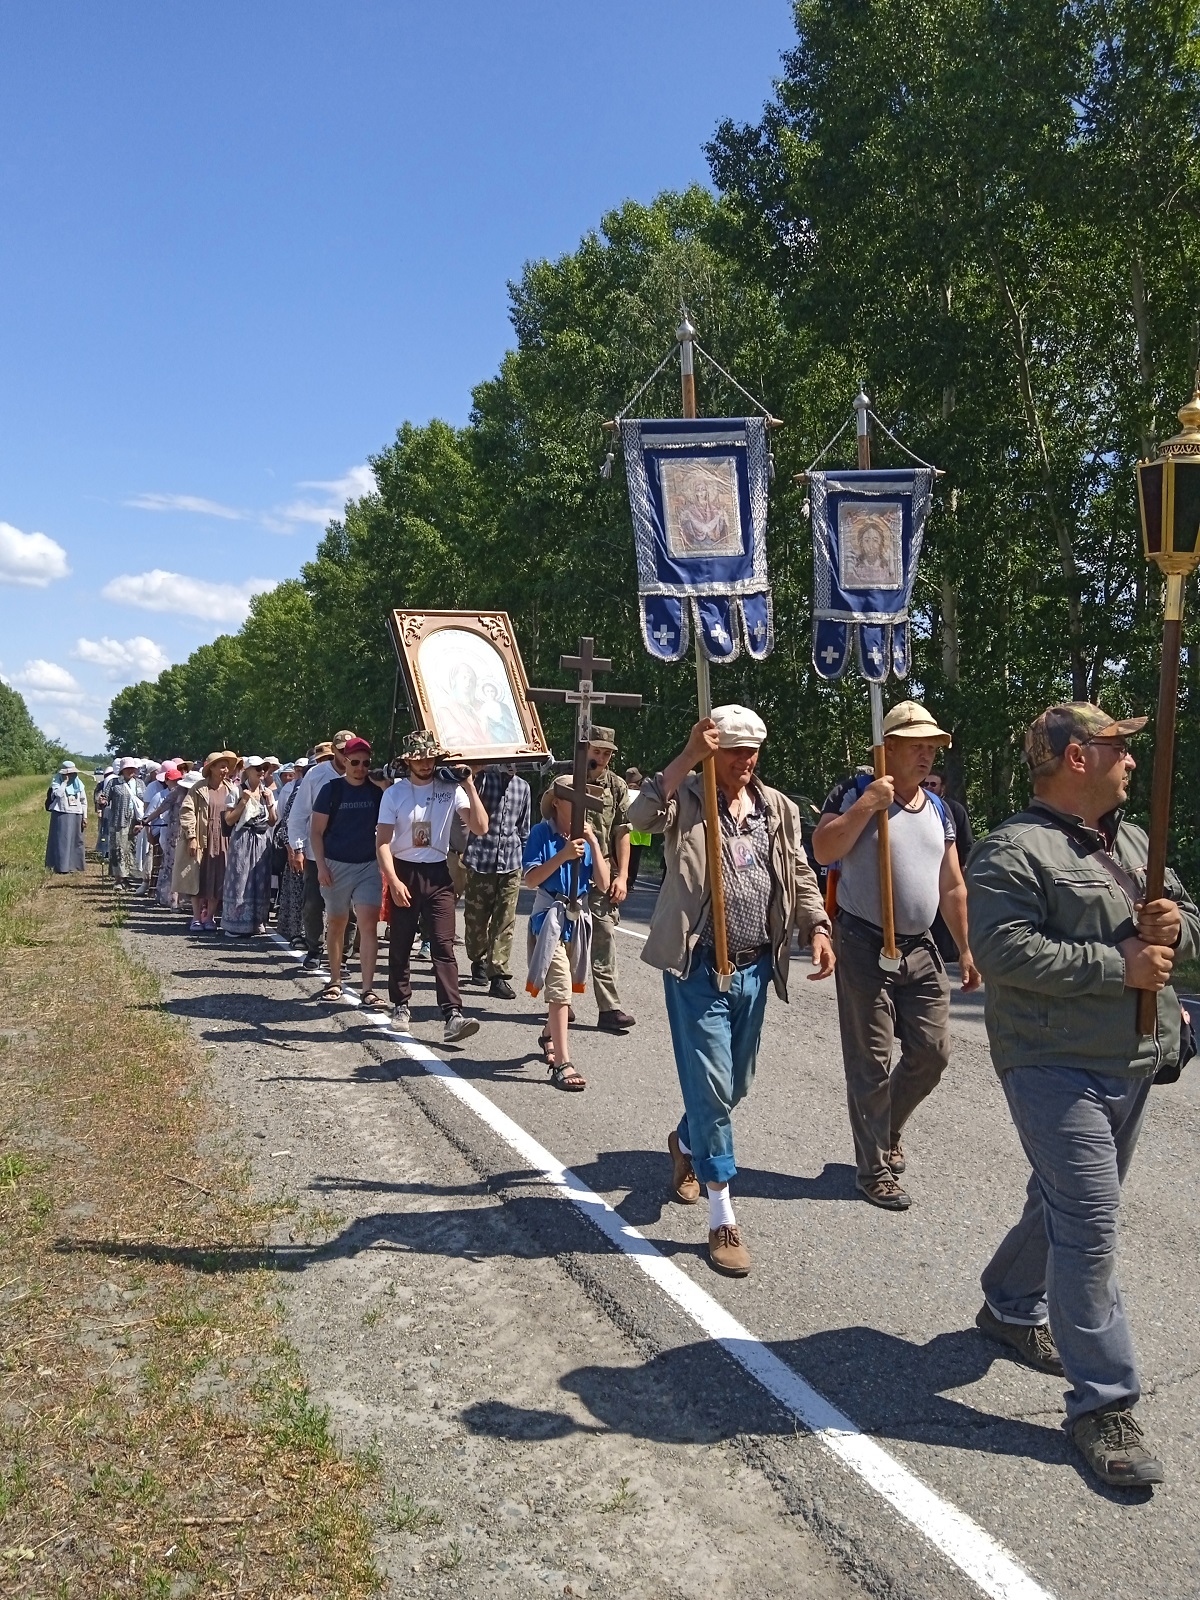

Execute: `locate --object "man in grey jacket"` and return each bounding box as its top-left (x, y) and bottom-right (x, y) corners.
top-left (629, 706), bottom-right (834, 1278)
top-left (966, 702), bottom-right (1199, 1489)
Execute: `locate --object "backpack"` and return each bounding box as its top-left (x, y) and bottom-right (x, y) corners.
top-left (822, 773), bottom-right (948, 917)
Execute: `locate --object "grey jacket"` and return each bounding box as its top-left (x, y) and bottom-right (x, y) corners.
top-left (965, 799), bottom-right (1200, 1078)
top-left (628, 771), bottom-right (831, 1001)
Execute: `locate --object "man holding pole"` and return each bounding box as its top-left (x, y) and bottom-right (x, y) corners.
top-left (966, 702), bottom-right (1198, 1487)
top-left (584, 726), bottom-right (637, 1033)
top-left (813, 699), bottom-right (979, 1210)
top-left (630, 706), bottom-right (834, 1277)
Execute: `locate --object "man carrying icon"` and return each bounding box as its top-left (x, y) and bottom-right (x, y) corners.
top-left (966, 703), bottom-right (1199, 1489)
top-left (812, 699), bottom-right (980, 1211)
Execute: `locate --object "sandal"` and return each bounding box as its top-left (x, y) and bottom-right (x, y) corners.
top-left (360, 989), bottom-right (384, 1009)
top-left (548, 1061), bottom-right (586, 1092)
top-left (318, 983), bottom-right (343, 1002)
top-left (539, 1027), bottom-right (555, 1066)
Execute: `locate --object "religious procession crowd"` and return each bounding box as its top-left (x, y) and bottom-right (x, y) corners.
top-left (42, 691), bottom-right (1199, 1491)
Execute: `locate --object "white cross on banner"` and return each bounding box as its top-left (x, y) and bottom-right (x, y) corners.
top-left (652, 625), bottom-right (674, 647)
top-left (821, 645), bottom-right (839, 666)
top-left (710, 623), bottom-right (730, 647)
top-left (867, 645), bottom-right (884, 666)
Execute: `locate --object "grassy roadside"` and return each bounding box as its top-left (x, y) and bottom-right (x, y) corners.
top-left (0, 777), bottom-right (381, 1598)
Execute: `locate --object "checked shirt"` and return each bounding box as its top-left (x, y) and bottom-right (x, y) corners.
top-left (463, 769), bottom-right (531, 876)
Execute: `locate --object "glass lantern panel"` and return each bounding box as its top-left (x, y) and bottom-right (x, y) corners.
top-left (1139, 461), bottom-right (1164, 554)
top-left (1171, 462), bottom-right (1200, 555)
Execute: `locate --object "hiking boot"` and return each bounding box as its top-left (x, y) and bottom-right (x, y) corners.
top-left (471, 959), bottom-right (488, 984)
top-left (489, 976), bottom-right (516, 1000)
top-left (667, 1130), bottom-right (700, 1205)
top-left (708, 1225), bottom-right (751, 1277)
top-left (1071, 1406), bottom-right (1164, 1487)
top-left (858, 1174), bottom-right (912, 1210)
top-left (975, 1304), bottom-right (1064, 1376)
top-left (444, 1010), bottom-right (480, 1044)
top-left (885, 1138), bottom-right (906, 1175)
top-left (597, 1008), bottom-right (636, 1032)
top-left (389, 1003), bottom-right (411, 1032)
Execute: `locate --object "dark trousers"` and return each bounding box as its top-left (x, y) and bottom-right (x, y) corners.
top-left (387, 859), bottom-right (461, 1014)
top-left (832, 917), bottom-right (951, 1184)
top-left (302, 858), bottom-right (325, 955)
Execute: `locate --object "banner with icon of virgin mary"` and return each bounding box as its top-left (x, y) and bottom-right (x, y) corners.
top-left (619, 416), bottom-right (773, 665)
top-left (809, 468), bottom-right (934, 683)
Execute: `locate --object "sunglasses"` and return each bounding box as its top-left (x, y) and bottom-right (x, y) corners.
top-left (346, 757), bottom-right (371, 768)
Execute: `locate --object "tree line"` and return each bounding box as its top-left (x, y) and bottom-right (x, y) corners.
top-left (106, 1), bottom-right (1200, 880)
top-left (0, 682), bottom-right (71, 778)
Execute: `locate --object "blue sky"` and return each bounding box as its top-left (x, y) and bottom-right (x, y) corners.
top-left (0, 2), bottom-right (794, 753)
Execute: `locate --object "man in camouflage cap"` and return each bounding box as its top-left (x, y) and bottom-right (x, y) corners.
top-left (966, 700), bottom-right (1199, 1489)
top-left (585, 726), bottom-right (636, 1032)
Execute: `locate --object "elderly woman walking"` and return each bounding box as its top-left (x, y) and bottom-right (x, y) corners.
top-left (45, 761), bottom-right (88, 873)
top-left (173, 751), bottom-right (237, 930)
top-left (223, 757), bottom-right (277, 937)
top-left (145, 766), bottom-right (184, 907)
top-left (106, 758), bottom-right (145, 887)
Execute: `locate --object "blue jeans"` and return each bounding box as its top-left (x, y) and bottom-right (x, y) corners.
top-left (981, 1065), bottom-right (1152, 1421)
top-left (662, 951), bottom-right (771, 1185)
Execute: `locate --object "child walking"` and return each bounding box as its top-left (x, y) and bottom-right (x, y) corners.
top-left (523, 777), bottom-right (609, 1091)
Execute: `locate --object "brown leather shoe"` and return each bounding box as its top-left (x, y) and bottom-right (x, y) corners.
top-left (667, 1131), bottom-right (700, 1204)
top-left (708, 1224), bottom-right (751, 1277)
top-left (857, 1174), bottom-right (912, 1210)
top-left (885, 1138), bottom-right (906, 1174)
top-left (597, 1008), bottom-right (636, 1032)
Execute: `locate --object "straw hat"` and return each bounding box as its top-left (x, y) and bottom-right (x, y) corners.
top-left (202, 749), bottom-right (239, 774)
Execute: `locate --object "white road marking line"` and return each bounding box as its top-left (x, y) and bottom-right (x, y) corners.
top-left (264, 930), bottom-right (1051, 1600)
top-left (616, 924), bottom-right (647, 940)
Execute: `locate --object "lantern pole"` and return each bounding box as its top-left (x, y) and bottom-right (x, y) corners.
top-left (1136, 384), bottom-right (1200, 1036)
top-left (855, 390), bottom-right (902, 974)
top-left (679, 312), bottom-right (734, 992)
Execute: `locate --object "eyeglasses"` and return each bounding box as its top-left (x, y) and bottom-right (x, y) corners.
top-left (1083, 739), bottom-right (1131, 759)
top-left (346, 757), bottom-right (371, 768)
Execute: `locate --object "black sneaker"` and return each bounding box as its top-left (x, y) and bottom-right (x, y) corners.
top-left (301, 953), bottom-right (324, 973)
top-left (1071, 1405), bottom-right (1164, 1486)
top-left (975, 1304), bottom-right (1064, 1375)
top-left (489, 976), bottom-right (515, 1000)
top-left (471, 960), bottom-right (488, 984)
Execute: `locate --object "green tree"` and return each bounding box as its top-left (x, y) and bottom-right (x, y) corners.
top-left (0, 681), bottom-right (66, 775)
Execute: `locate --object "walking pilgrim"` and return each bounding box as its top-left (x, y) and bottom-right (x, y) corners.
top-left (105, 758), bottom-right (146, 886)
top-left (222, 756), bottom-right (277, 937)
top-left (630, 707), bottom-right (834, 1276)
top-left (44, 761), bottom-right (88, 874)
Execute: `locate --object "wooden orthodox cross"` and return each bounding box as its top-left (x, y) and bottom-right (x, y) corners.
top-left (526, 637), bottom-right (643, 904)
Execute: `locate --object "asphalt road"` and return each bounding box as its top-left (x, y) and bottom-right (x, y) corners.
top-left (127, 879), bottom-right (1200, 1600)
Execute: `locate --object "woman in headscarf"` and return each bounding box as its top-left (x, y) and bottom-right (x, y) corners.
top-left (173, 751), bottom-right (237, 930)
top-left (45, 761), bottom-right (88, 873)
top-left (106, 758), bottom-right (145, 886)
top-left (145, 766), bottom-right (184, 907)
top-left (222, 757), bottom-right (277, 937)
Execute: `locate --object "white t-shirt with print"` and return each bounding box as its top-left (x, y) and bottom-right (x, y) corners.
top-left (378, 777), bottom-right (470, 863)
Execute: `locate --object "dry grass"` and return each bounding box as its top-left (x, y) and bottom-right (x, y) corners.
top-left (0, 777), bottom-right (382, 1598)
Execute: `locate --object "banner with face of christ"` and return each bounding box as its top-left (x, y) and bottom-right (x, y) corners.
top-left (809, 467), bottom-right (933, 683)
top-left (619, 416), bottom-right (774, 665)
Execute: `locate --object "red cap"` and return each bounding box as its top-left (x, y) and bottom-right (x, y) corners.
top-left (342, 737), bottom-right (372, 755)
top-left (162, 766), bottom-right (182, 781)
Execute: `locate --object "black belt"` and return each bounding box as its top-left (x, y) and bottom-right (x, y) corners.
top-left (836, 909), bottom-right (935, 955)
top-left (700, 941), bottom-right (770, 969)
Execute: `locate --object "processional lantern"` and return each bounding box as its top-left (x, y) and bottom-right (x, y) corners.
top-left (1133, 385), bottom-right (1200, 1036)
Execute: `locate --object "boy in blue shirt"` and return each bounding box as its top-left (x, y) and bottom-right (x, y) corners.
top-left (523, 776), bottom-right (609, 1090)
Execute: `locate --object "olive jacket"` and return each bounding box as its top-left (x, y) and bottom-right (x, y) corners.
top-left (628, 771), bottom-right (830, 1001)
top-left (965, 799), bottom-right (1200, 1078)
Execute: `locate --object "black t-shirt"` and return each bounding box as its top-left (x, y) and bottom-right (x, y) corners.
top-left (313, 777), bottom-right (383, 864)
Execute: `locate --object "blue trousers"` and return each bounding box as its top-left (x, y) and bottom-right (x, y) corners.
top-left (981, 1065), bottom-right (1151, 1421)
top-left (662, 951), bottom-right (772, 1185)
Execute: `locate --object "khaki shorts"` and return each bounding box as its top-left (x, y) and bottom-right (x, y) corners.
top-left (528, 933), bottom-right (573, 1006)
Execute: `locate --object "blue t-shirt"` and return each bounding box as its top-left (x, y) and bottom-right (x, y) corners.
top-left (313, 776), bottom-right (384, 864)
top-left (523, 820), bottom-right (593, 938)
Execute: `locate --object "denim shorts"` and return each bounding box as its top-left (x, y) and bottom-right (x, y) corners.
top-left (320, 857), bottom-right (383, 917)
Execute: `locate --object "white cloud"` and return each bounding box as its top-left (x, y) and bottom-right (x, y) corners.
top-left (298, 464), bottom-right (376, 501)
top-left (0, 521), bottom-right (71, 587)
top-left (272, 464), bottom-right (376, 529)
top-left (40, 706), bottom-right (108, 749)
top-left (73, 635), bottom-right (170, 679)
top-left (8, 658), bottom-right (86, 705)
top-left (125, 492), bottom-right (246, 520)
top-left (101, 569), bottom-right (279, 624)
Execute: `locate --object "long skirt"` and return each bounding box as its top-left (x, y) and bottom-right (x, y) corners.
top-left (222, 827), bottom-right (272, 936)
top-left (46, 812), bottom-right (86, 874)
top-left (275, 862), bottom-right (305, 944)
top-left (109, 825), bottom-right (136, 882)
top-left (157, 828), bottom-right (179, 907)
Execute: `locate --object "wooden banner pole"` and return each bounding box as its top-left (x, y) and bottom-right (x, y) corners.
top-left (679, 313), bottom-right (733, 992)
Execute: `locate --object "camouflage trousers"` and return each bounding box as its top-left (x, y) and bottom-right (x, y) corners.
top-left (463, 869), bottom-right (521, 979)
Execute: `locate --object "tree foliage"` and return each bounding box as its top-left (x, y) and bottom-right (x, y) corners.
top-left (0, 681), bottom-right (70, 776)
top-left (105, 4), bottom-right (1200, 876)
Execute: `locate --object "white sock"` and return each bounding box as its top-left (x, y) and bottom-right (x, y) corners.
top-left (707, 1186), bottom-right (735, 1231)
top-left (677, 1132), bottom-right (691, 1156)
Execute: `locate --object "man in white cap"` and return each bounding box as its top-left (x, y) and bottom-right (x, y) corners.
top-left (813, 699), bottom-right (979, 1211)
top-left (629, 706), bottom-right (834, 1277)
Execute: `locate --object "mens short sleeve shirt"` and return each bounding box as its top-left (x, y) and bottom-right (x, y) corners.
top-left (379, 777), bottom-right (469, 863)
top-left (823, 778), bottom-right (954, 935)
top-left (312, 776), bottom-right (383, 863)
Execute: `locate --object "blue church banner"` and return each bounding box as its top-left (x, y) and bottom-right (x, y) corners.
top-left (809, 467), bottom-right (933, 682)
top-left (619, 417), bottom-right (773, 665)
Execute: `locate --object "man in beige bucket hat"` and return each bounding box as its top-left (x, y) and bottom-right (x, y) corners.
top-left (814, 698), bottom-right (979, 1210)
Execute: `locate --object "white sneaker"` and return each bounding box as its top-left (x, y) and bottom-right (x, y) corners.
top-left (390, 1003), bottom-right (411, 1032)
top-left (444, 1010), bottom-right (479, 1044)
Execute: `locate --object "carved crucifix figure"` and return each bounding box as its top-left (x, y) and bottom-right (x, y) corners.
top-left (526, 637), bottom-right (643, 902)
